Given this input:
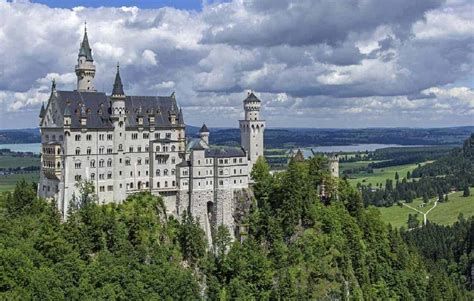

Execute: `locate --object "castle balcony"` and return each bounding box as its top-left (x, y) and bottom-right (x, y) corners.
top-left (41, 142), bottom-right (62, 180)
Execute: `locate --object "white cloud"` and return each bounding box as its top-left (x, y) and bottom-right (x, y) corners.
top-left (0, 0), bottom-right (472, 129)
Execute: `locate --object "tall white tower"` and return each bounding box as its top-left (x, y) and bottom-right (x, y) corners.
top-left (239, 91), bottom-right (265, 171)
top-left (75, 24), bottom-right (96, 92)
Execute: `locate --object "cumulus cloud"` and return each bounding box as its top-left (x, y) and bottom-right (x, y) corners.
top-left (0, 0), bottom-right (472, 129)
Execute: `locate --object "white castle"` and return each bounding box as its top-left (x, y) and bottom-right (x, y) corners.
top-left (38, 27), bottom-right (265, 240)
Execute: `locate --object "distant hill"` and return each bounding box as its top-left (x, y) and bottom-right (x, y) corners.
top-left (1, 126), bottom-right (473, 148)
top-left (0, 128), bottom-right (41, 144)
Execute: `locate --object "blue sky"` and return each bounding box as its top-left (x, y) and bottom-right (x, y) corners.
top-left (29, 0), bottom-right (206, 10)
top-left (0, 0), bottom-right (473, 129)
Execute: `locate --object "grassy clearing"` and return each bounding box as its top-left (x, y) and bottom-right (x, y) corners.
top-left (347, 161), bottom-right (429, 187)
top-left (378, 188), bottom-right (474, 228)
top-left (0, 172), bottom-right (39, 192)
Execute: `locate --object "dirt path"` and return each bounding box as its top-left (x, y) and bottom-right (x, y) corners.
top-left (403, 192), bottom-right (454, 226)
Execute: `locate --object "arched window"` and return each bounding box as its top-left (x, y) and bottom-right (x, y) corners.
top-left (90, 160), bottom-right (95, 168)
top-left (74, 160), bottom-right (81, 169)
top-left (99, 159), bottom-right (104, 167)
top-left (57, 148), bottom-right (61, 155)
top-left (164, 169), bottom-right (168, 176)
top-left (75, 148), bottom-right (81, 155)
top-left (156, 145), bottom-right (160, 152)
top-left (171, 145), bottom-right (176, 152)
top-left (91, 173), bottom-right (95, 180)
top-left (156, 169), bottom-right (160, 176)
top-left (118, 144), bottom-right (123, 151)
top-left (57, 162), bottom-right (61, 168)
top-left (107, 159), bottom-right (112, 167)
top-left (171, 169), bottom-right (175, 176)
top-left (87, 147), bottom-right (91, 155)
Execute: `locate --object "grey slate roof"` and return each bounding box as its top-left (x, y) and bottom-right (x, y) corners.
top-left (199, 124), bottom-right (209, 133)
top-left (176, 161), bottom-right (191, 168)
top-left (205, 147), bottom-right (246, 158)
top-left (39, 103), bottom-right (46, 118)
top-left (79, 29), bottom-right (93, 61)
top-left (51, 90), bottom-right (184, 129)
top-left (244, 92), bottom-right (261, 103)
top-left (111, 65), bottom-right (124, 96)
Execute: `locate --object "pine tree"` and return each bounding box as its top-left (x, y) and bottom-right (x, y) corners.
top-left (462, 186), bottom-right (470, 197)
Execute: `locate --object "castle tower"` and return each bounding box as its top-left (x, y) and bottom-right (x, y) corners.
top-left (239, 91), bottom-right (265, 171)
top-left (75, 24), bottom-right (96, 92)
top-left (110, 64), bottom-right (127, 202)
top-left (329, 154), bottom-right (339, 178)
top-left (199, 124), bottom-right (210, 146)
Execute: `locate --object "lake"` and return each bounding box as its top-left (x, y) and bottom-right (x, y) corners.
top-left (0, 143), bottom-right (41, 154)
top-left (300, 144), bottom-right (425, 158)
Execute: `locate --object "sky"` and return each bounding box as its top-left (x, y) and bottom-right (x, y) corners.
top-left (0, 0), bottom-right (473, 129)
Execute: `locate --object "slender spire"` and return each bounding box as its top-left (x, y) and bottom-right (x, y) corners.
top-left (78, 22), bottom-right (93, 61)
top-left (51, 78), bottom-right (56, 91)
top-left (39, 102), bottom-right (46, 118)
top-left (112, 63), bottom-right (125, 96)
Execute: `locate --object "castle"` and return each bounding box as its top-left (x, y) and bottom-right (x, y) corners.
top-left (38, 27), bottom-right (265, 241)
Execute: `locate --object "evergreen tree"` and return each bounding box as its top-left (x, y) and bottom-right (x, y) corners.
top-left (463, 186), bottom-right (470, 197)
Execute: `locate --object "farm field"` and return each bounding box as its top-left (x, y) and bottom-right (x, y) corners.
top-left (345, 161), bottom-right (430, 187)
top-left (378, 188), bottom-right (474, 228)
top-left (0, 172), bottom-right (39, 193)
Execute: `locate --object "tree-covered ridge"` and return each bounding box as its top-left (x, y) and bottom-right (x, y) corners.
top-left (1, 157), bottom-right (472, 299)
top-left (360, 133), bottom-right (474, 207)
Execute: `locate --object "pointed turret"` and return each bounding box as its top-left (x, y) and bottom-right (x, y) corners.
top-left (39, 102), bottom-right (46, 118)
top-left (75, 23), bottom-right (96, 92)
top-left (79, 23), bottom-right (93, 62)
top-left (112, 64), bottom-right (125, 96)
top-left (199, 123), bottom-right (210, 145)
top-left (199, 124), bottom-right (209, 133)
top-left (178, 107), bottom-right (184, 125)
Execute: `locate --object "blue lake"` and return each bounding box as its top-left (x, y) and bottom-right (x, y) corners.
top-left (0, 143), bottom-right (41, 154)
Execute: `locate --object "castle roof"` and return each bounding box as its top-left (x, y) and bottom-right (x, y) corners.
top-left (79, 27), bottom-right (93, 61)
top-left (39, 103), bottom-right (46, 118)
top-left (199, 124), bottom-right (209, 133)
top-left (205, 147), bottom-right (246, 158)
top-left (47, 90), bottom-right (184, 129)
top-left (111, 65), bottom-right (124, 96)
top-left (244, 92), bottom-right (261, 103)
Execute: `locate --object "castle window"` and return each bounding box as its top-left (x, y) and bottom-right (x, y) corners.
top-left (233, 158), bottom-right (237, 163)
top-left (59, 135), bottom-right (63, 141)
top-left (107, 159), bottom-right (112, 167)
top-left (57, 148), bottom-right (61, 155)
top-left (99, 174), bottom-right (105, 180)
top-left (145, 158), bottom-right (149, 165)
top-left (107, 172), bottom-right (112, 179)
top-left (183, 170), bottom-right (188, 176)
top-left (219, 159), bottom-right (223, 164)
top-left (132, 133), bottom-right (138, 140)
top-left (156, 145), bottom-right (160, 152)
top-left (164, 169), bottom-right (168, 176)
top-left (129, 146), bottom-right (133, 152)
top-left (99, 186), bottom-right (105, 192)
top-left (107, 185), bottom-right (113, 191)
top-left (99, 134), bottom-right (104, 141)
top-left (107, 134), bottom-right (113, 140)
top-left (166, 133), bottom-right (171, 138)
top-left (75, 148), bottom-right (81, 155)
top-left (234, 169), bottom-right (236, 174)
top-left (137, 158), bottom-right (142, 165)
top-left (99, 147), bottom-right (104, 154)
top-left (138, 146), bottom-right (142, 152)
top-left (91, 173), bottom-right (95, 180)
top-left (99, 159), bottom-right (104, 168)
top-left (130, 183), bottom-right (134, 189)
top-left (90, 160), bottom-right (95, 168)
top-left (171, 145), bottom-right (176, 152)
top-left (219, 170), bottom-right (223, 176)
top-left (87, 147), bottom-right (91, 155)
top-left (172, 181), bottom-right (175, 187)
top-left (239, 158), bottom-right (242, 163)
top-left (155, 133), bottom-right (160, 139)
top-left (75, 161), bottom-right (81, 169)
top-left (118, 144), bottom-right (123, 151)
top-left (146, 170), bottom-right (148, 176)
top-left (145, 146), bottom-right (149, 152)
top-left (171, 158), bottom-right (175, 164)
top-left (75, 134), bottom-right (80, 141)
top-left (57, 162), bottom-right (61, 168)
top-left (146, 181), bottom-right (149, 188)
top-left (86, 134), bottom-right (92, 141)
top-left (107, 147), bottom-right (112, 154)
top-left (225, 159), bottom-right (228, 164)
top-left (75, 175), bottom-right (81, 181)
top-left (171, 169), bottom-right (175, 175)
top-left (219, 180), bottom-right (223, 186)
top-left (198, 160), bottom-right (201, 165)
top-left (125, 158), bottom-right (131, 166)
top-left (157, 182), bottom-right (160, 188)
top-left (165, 181), bottom-right (168, 187)
top-left (143, 133), bottom-right (149, 139)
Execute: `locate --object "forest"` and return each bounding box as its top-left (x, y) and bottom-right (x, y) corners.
top-left (359, 134), bottom-right (474, 207)
top-left (1, 153), bottom-right (472, 299)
